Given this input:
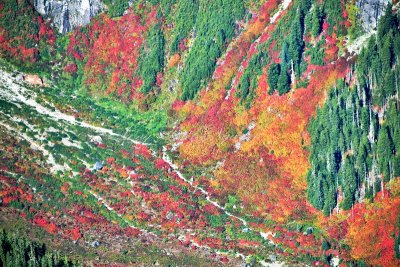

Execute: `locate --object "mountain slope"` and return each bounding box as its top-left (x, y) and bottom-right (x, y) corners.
top-left (0, 0), bottom-right (400, 266)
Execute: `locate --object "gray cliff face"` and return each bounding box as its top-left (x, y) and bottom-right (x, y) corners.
top-left (32, 0), bottom-right (392, 35)
top-left (356, 0), bottom-right (391, 31)
top-left (34, 0), bottom-right (103, 33)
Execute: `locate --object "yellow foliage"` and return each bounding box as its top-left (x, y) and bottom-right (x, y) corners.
top-left (387, 178), bottom-right (400, 196)
top-left (210, 179), bottom-right (220, 188)
top-left (233, 105), bottom-right (251, 131)
top-left (124, 215), bottom-right (134, 221)
top-left (179, 126), bottom-right (230, 165)
top-left (168, 53), bottom-right (180, 68)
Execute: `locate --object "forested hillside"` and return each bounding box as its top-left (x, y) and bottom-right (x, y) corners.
top-left (308, 4), bottom-right (400, 214)
top-left (0, 0), bottom-right (399, 266)
top-left (0, 229), bottom-right (80, 267)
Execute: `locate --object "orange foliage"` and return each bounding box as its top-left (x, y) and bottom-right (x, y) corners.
top-left (173, 0), bottom-right (350, 224)
top-left (179, 125), bottom-right (231, 165)
top-left (33, 217), bottom-right (59, 234)
top-left (325, 33), bottom-right (339, 63)
top-left (346, 194), bottom-right (400, 266)
top-left (67, 8), bottom-right (157, 102)
top-left (215, 149), bottom-right (277, 195)
top-left (168, 53), bottom-right (180, 67)
top-left (176, 0), bottom-right (282, 140)
top-left (248, 61), bottom-right (347, 185)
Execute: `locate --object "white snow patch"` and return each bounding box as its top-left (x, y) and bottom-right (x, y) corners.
top-left (330, 256), bottom-right (340, 267)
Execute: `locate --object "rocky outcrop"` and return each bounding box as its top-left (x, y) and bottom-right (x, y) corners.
top-left (356, 0), bottom-right (391, 31)
top-left (33, 0), bottom-right (390, 36)
top-left (33, 0), bottom-right (103, 33)
top-left (23, 74), bottom-right (47, 86)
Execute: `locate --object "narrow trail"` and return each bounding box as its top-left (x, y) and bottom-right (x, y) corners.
top-left (0, 69), bottom-right (279, 264)
top-left (161, 147), bottom-right (277, 247)
top-left (160, 0), bottom-right (295, 240)
top-left (0, 68), bottom-right (251, 229)
top-left (162, 147), bottom-right (248, 226)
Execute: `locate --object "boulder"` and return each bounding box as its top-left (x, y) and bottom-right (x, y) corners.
top-left (23, 74), bottom-right (45, 86)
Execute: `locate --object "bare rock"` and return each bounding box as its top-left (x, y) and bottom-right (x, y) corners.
top-left (23, 74), bottom-right (46, 86)
top-left (33, 0), bottom-right (103, 33)
top-left (356, 0), bottom-right (391, 31)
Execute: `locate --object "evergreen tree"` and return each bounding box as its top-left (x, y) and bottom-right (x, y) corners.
top-left (311, 5), bottom-right (323, 37)
top-left (381, 33), bottom-right (394, 72)
top-left (180, 0), bottom-right (246, 100)
top-left (281, 41), bottom-right (290, 68)
top-left (307, 172), bottom-right (324, 210)
top-left (239, 72), bottom-right (250, 100)
top-left (139, 22), bottom-right (165, 96)
top-left (310, 40), bottom-right (325, 65)
top-left (323, 179), bottom-right (336, 216)
top-left (383, 71), bottom-right (395, 98)
top-left (377, 125), bottom-right (394, 180)
top-left (288, 10), bottom-right (305, 76)
top-left (341, 159), bottom-right (357, 210)
top-left (0, 230), bottom-right (80, 267)
top-left (378, 3), bottom-right (396, 43)
top-left (267, 63), bottom-right (281, 94)
top-left (277, 66), bottom-right (291, 95)
top-left (103, 0), bottom-right (130, 17)
top-left (393, 33), bottom-right (400, 58)
top-left (394, 129), bottom-right (400, 153)
top-left (394, 155), bottom-right (400, 177)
